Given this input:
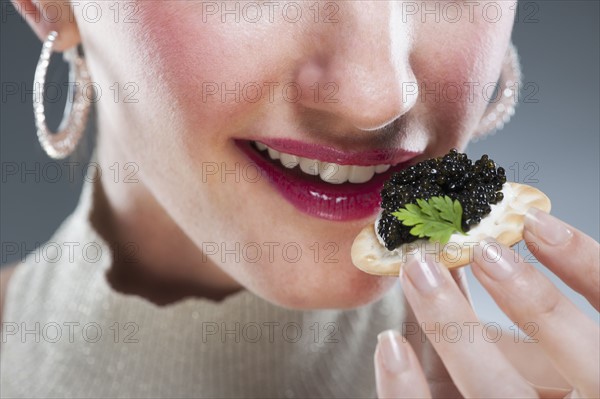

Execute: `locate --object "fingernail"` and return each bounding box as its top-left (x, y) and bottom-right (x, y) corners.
top-left (402, 251), bottom-right (444, 293)
top-left (377, 330), bottom-right (407, 373)
top-left (474, 238), bottom-right (518, 280)
top-left (525, 208), bottom-right (573, 246)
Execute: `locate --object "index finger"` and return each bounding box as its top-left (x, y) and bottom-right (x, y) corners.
top-left (523, 208), bottom-right (600, 311)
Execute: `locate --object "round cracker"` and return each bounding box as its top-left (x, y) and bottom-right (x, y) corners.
top-left (350, 182), bottom-right (551, 276)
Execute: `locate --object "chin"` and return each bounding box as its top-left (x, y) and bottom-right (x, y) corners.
top-left (238, 261), bottom-right (399, 310)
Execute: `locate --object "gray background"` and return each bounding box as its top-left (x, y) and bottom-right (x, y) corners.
top-left (1, 1), bottom-right (598, 326)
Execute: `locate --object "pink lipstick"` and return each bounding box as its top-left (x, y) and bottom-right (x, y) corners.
top-left (235, 139), bottom-right (421, 221)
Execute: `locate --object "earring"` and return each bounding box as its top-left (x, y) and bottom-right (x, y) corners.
top-left (33, 31), bottom-right (92, 159)
top-left (473, 43), bottom-right (522, 140)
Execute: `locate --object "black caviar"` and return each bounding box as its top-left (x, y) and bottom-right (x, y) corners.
top-left (378, 149), bottom-right (506, 250)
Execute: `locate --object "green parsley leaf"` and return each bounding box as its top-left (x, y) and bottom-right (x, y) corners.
top-left (391, 196), bottom-right (466, 245)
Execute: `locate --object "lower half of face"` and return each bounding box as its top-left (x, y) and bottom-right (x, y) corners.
top-left (79, 0), bottom-right (515, 309)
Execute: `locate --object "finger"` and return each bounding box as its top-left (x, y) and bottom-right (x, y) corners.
top-left (472, 238), bottom-right (600, 399)
top-left (412, 268), bottom-right (471, 398)
top-left (375, 330), bottom-right (431, 398)
top-left (402, 300), bottom-right (463, 398)
top-left (399, 251), bottom-right (537, 398)
top-left (449, 268), bottom-right (473, 306)
top-left (524, 207), bottom-right (600, 310)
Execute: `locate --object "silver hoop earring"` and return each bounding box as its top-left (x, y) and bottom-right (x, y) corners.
top-left (473, 43), bottom-right (522, 140)
top-left (34, 31), bottom-right (91, 159)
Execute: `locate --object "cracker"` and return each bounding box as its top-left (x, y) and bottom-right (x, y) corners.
top-left (351, 182), bottom-right (551, 276)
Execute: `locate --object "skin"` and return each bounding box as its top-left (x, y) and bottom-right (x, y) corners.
top-left (7, 0), bottom-right (599, 396)
top-left (14, 0), bottom-right (514, 309)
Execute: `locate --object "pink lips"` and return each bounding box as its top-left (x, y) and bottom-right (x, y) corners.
top-left (235, 139), bottom-right (421, 221)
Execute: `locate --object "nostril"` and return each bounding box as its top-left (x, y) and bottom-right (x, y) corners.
top-left (353, 116), bottom-right (403, 132)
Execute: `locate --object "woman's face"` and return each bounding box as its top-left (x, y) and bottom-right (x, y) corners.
top-left (76, 1), bottom-right (516, 308)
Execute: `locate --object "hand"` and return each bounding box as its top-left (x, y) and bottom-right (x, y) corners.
top-left (374, 208), bottom-right (600, 398)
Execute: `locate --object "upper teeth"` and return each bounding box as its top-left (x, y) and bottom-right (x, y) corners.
top-left (254, 141), bottom-right (391, 184)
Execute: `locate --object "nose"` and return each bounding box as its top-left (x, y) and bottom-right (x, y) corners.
top-left (295, 2), bottom-right (418, 131)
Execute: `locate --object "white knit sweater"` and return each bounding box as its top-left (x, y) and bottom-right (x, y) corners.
top-left (0, 178), bottom-right (407, 398)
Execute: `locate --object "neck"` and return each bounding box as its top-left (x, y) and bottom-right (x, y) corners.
top-left (90, 133), bottom-right (243, 306)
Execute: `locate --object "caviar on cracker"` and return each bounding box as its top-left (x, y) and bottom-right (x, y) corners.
top-left (378, 149), bottom-right (506, 250)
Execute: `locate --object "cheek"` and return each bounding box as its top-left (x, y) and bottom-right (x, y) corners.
top-left (133, 3), bottom-right (297, 147)
top-left (79, 2), bottom-right (268, 154)
top-left (411, 3), bottom-right (515, 148)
